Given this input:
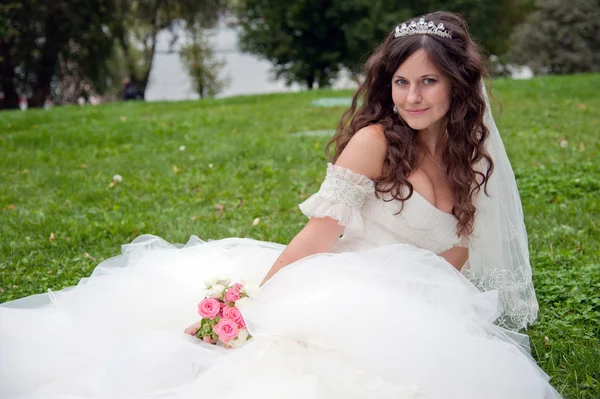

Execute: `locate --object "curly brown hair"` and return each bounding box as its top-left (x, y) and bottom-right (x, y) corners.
top-left (327, 11), bottom-right (493, 237)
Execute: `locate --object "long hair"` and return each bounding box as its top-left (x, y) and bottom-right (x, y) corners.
top-left (327, 11), bottom-right (493, 236)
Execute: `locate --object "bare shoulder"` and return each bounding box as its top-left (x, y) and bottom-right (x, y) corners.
top-left (334, 125), bottom-right (388, 180)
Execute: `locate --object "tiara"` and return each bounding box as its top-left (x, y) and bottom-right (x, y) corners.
top-left (394, 18), bottom-right (452, 39)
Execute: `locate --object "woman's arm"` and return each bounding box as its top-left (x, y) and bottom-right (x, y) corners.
top-left (259, 216), bottom-right (344, 286)
top-left (439, 246), bottom-right (469, 271)
top-left (260, 125), bottom-right (387, 286)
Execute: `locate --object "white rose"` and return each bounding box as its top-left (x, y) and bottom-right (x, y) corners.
top-left (241, 284), bottom-right (260, 298)
top-left (210, 284), bottom-right (225, 298)
top-left (237, 328), bottom-right (249, 341)
top-left (216, 276), bottom-right (231, 286)
top-left (229, 329), bottom-right (250, 348)
top-left (235, 297), bottom-right (251, 310)
top-left (203, 276), bottom-right (218, 287)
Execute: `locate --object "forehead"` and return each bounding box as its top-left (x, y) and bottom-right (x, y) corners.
top-left (394, 49), bottom-right (440, 77)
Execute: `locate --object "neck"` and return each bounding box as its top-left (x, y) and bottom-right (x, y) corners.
top-left (417, 121), bottom-right (447, 156)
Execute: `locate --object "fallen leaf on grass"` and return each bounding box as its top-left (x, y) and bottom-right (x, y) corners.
top-left (214, 204), bottom-right (224, 218)
top-left (83, 252), bottom-right (97, 261)
top-left (172, 165), bottom-right (181, 174)
top-left (578, 103), bottom-right (586, 109)
top-left (49, 232), bottom-right (56, 241)
top-left (252, 218), bottom-right (260, 226)
top-left (120, 116), bottom-right (127, 122)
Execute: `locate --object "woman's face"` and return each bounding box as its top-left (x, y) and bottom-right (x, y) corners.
top-left (391, 49), bottom-right (451, 135)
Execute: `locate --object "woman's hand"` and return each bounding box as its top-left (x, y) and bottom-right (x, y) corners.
top-left (184, 320), bottom-right (201, 336)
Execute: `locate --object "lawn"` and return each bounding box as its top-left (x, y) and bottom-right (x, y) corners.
top-left (1, 73), bottom-right (599, 397)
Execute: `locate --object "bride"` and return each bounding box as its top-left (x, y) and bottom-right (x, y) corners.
top-left (0, 12), bottom-right (561, 399)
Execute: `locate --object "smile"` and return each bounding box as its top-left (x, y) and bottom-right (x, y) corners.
top-left (405, 108), bottom-right (429, 115)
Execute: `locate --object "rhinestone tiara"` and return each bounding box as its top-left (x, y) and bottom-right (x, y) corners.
top-left (394, 18), bottom-right (452, 39)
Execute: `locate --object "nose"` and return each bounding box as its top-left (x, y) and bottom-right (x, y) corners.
top-left (407, 85), bottom-right (422, 104)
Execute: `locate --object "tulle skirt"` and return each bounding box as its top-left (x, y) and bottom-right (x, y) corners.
top-left (0, 235), bottom-right (561, 399)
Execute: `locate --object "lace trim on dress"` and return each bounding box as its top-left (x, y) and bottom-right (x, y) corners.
top-left (299, 163), bottom-right (375, 230)
top-left (461, 263), bottom-right (539, 330)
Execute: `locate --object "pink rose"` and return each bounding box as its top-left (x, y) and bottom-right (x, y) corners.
top-left (232, 283), bottom-right (244, 291)
top-left (218, 302), bottom-right (227, 316)
top-left (236, 318), bottom-right (246, 329)
top-left (213, 319), bottom-right (238, 343)
top-left (225, 289), bottom-right (241, 303)
top-left (222, 306), bottom-right (243, 325)
top-left (197, 298), bottom-right (220, 319)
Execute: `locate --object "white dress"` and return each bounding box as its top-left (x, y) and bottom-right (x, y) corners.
top-left (0, 163), bottom-right (561, 399)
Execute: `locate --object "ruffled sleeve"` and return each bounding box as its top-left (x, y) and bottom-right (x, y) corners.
top-left (299, 163), bottom-right (375, 230)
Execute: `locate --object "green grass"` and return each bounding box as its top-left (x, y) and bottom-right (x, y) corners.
top-left (1, 74), bottom-right (599, 397)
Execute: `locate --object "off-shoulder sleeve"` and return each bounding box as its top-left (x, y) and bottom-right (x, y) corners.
top-left (298, 163), bottom-right (375, 230)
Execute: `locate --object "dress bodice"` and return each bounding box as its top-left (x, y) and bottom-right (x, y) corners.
top-left (299, 163), bottom-right (464, 255)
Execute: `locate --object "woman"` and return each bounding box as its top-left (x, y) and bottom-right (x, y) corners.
top-left (0, 12), bottom-right (560, 399)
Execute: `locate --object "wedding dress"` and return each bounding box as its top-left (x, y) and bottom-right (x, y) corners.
top-left (0, 162), bottom-right (561, 399)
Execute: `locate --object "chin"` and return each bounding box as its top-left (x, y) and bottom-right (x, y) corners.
top-left (402, 119), bottom-right (432, 131)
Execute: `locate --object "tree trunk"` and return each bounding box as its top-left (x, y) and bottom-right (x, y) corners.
top-left (305, 73), bottom-right (315, 90)
top-left (0, 40), bottom-right (19, 109)
top-left (29, 15), bottom-right (63, 107)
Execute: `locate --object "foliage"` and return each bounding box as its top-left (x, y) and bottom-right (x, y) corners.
top-left (0, 0), bottom-right (222, 108)
top-left (180, 27), bottom-right (229, 98)
top-left (1, 74), bottom-right (599, 397)
top-left (506, 0), bottom-right (600, 74)
top-left (235, 0), bottom-right (409, 88)
top-left (0, 0), bottom-right (116, 108)
top-left (234, 0), bottom-right (533, 88)
top-left (94, 0), bottom-right (222, 99)
top-left (407, 0), bottom-right (535, 57)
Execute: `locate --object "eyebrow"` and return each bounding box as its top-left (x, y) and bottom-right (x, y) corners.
top-left (393, 74), bottom-right (438, 79)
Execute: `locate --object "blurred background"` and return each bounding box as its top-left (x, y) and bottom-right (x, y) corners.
top-left (1, 0), bottom-right (599, 109)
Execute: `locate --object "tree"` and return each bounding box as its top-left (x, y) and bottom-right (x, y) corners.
top-left (406, 0), bottom-right (535, 57)
top-left (180, 27), bottom-right (229, 98)
top-left (506, 0), bottom-right (600, 74)
top-left (0, 0), bottom-right (116, 109)
top-left (234, 0), bottom-right (532, 89)
top-left (0, 0), bottom-right (223, 109)
top-left (111, 0), bottom-right (221, 99)
top-left (235, 0), bottom-right (410, 89)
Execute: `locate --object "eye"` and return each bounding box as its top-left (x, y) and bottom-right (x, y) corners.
top-left (395, 79), bottom-right (408, 86)
top-left (423, 78), bottom-right (437, 85)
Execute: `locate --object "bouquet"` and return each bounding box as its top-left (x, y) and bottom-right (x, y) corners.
top-left (195, 277), bottom-right (259, 349)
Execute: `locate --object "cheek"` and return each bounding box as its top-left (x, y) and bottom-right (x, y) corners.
top-left (391, 86), bottom-right (405, 104)
top-left (432, 86), bottom-right (451, 113)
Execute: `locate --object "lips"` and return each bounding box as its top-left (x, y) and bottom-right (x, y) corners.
top-left (406, 108), bottom-right (428, 114)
